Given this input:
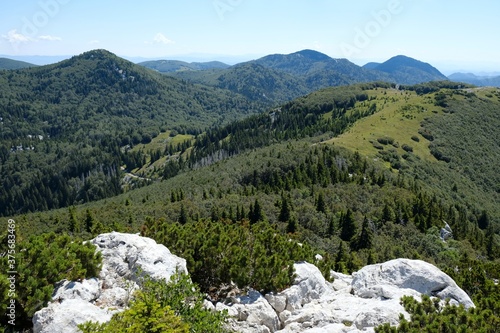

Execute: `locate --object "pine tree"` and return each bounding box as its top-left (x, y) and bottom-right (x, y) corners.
top-left (69, 206), bottom-right (80, 234)
top-left (84, 209), bottom-right (94, 233)
top-left (355, 216), bottom-right (373, 250)
top-left (250, 199), bottom-right (264, 224)
top-left (478, 210), bottom-right (490, 230)
top-left (381, 203), bottom-right (394, 223)
top-left (340, 209), bottom-right (357, 242)
top-left (316, 192), bottom-right (326, 213)
top-left (335, 242), bottom-right (348, 273)
top-left (286, 217), bottom-right (297, 234)
top-left (179, 204), bottom-right (188, 225)
top-left (367, 250), bottom-right (376, 265)
top-left (327, 216), bottom-right (335, 237)
top-left (279, 196), bottom-right (291, 222)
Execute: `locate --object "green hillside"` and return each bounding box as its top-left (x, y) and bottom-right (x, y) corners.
top-left (1, 79), bottom-right (499, 332)
top-left (5, 81), bottom-right (499, 261)
top-left (0, 49), bottom-right (263, 216)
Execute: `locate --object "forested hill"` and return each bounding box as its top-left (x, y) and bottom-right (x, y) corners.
top-left (0, 49), bottom-right (263, 216)
top-left (367, 55), bottom-right (448, 84)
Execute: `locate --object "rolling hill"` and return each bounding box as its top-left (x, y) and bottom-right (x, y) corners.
top-left (365, 55), bottom-right (448, 84)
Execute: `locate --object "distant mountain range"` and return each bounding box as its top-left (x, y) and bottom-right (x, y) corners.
top-left (139, 50), bottom-right (448, 104)
top-left (448, 72), bottom-right (500, 87)
top-left (0, 57), bottom-right (38, 70)
top-left (137, 60), bottom-right (230, 72)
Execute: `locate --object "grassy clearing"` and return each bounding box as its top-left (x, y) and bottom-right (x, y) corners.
top-left (131, 131), bottom-right (193, 153)
top-left (325, 89), bottom-right (441, 162)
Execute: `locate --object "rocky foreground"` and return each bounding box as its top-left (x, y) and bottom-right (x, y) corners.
top-left (33, 232), bottom-right (474, 333)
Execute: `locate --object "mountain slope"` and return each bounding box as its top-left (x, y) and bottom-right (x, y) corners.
top-left (0, 57), bottom-right (38, 69)
top-left (252, 49), bottom-right (390, 83)
top-left (0, 49), bottom-right (263, 216)
top-left (372, 55), bottom-right (448, 84)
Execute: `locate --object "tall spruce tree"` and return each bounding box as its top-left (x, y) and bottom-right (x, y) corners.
top-left (340, 209), bottom-right (357, 242)
top-left (279, 196), bottom-right (291, 222)
top-left (355, 216), bottom-right (373, 250)
top-left (316, 192), bottom-right (326, 214)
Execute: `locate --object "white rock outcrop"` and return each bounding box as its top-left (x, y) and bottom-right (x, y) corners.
top-left (351, 259), bottom-right (474, 309)
top-left (32, 232), bottom-right (187, 333)
top-left (32, 232), bottom-right (474, 333)
top-left (220, 259), bottom-right (474, 333)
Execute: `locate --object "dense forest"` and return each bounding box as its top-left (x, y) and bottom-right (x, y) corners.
top-left (0, 51), bottom-right (499, 332)
top-left (0, 50), bottom-right (265, 217)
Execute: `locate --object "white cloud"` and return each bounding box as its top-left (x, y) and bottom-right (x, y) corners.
top-left (2, 29), bottom-right (32, 44)
top-left (149, 33), bottom-right (174, 45)
top-left (38, 35), bottom-right (62, 41)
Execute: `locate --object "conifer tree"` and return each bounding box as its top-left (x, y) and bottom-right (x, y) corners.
top-left (478, 210), bottom-right (490, 230)
top-left (316, 192), bottom-right (326, 214)
top-left (250, 199), bottom-right (264, 224)
top-left (335, 242), bottom-right (348, 273)
top-left (279, 196), bottom-right (291, 222)
top-left (69, 206), bottom-right (80, 234)
top-left (381, 203), bottom-right (394, 223)
top-left (84, 209), bottom-right (94, 233)
top-left (178, 204), bottom-right (187, 225)
top-left (286, 217), bottom-right (297, 234)
top-left (340, 209), bottom-right (357, 242)
top-left (355, 216), bottom-right (373, 250)
top-left (327, 216), bottom-right (335, 237)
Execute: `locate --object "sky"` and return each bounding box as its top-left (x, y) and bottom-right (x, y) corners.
top-left (1, 0), bottom-right (499, 74)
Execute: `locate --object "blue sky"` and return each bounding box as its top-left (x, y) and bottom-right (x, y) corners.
top-left (1, 0), bottom-right (499, 73)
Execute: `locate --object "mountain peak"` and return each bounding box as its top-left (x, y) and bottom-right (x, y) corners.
top-left (71, 49), bottom-right (122, 63)
top-left (292, 49), bottom-right (332, 61)
top-left (377, 55), bottom-right (442, 74)
top-left (372, 55), bottom-right (447, 84)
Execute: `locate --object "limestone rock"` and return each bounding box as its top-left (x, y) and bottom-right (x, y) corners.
top-left (219, 289), bottom-right (280, 333)
top-left (440, 222), bottom-right (453, 241)
top-left (32, 299), bottom-right (114, 333)
top-left (351, 258), bottom-right (474, 308)
top-left (91, 232), bottom-right (188, 285)
top-left (33, 232), bottom-right (188, 333)
top-left (222, 258), bottom-right (474, 333)
top-left (283, 262), bottom-right (332, 311)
